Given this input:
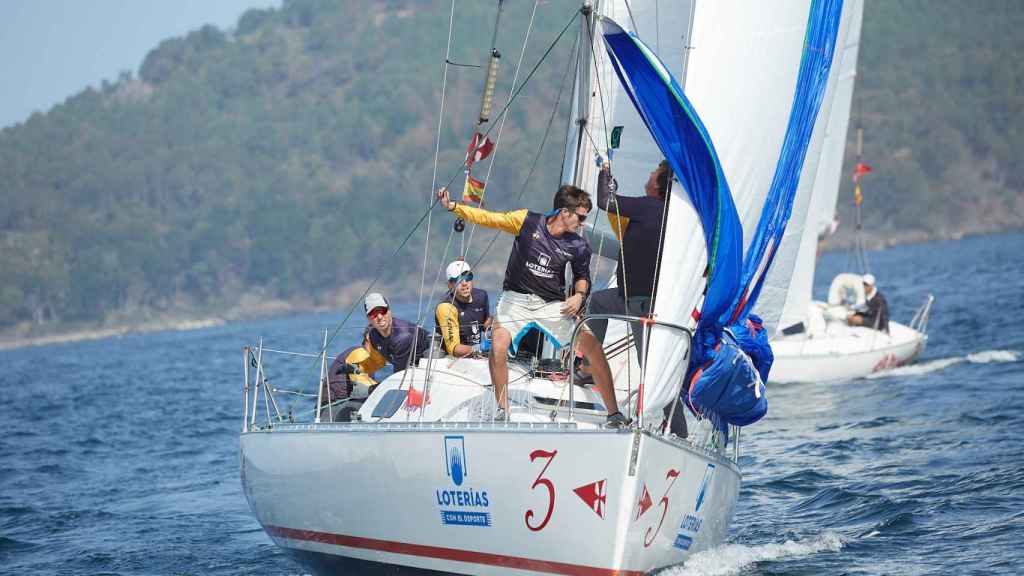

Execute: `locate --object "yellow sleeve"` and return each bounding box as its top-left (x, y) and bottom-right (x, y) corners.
top-left (359, 334), bottom-right (388, 376)
top-left (606, 212), bottom-right (631, 242)
top-left (435, 302), bottom-right (461, 354)
top-left (452, 205), bottom-right (527, 235)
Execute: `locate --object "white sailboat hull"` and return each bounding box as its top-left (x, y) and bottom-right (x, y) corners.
top-left (241, 424), bottom-right (739, 575)
top-left (769, 314), bottom-right (927, 383)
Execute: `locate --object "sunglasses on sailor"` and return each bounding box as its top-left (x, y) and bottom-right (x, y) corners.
top-left (564, 208), bottom-right (588, 223)
top-left (449, 272), bottom-right (474, 284)
top-left (367, 306), bottom-right (389, 320)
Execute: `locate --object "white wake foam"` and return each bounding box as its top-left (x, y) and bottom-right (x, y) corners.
top-left (866, 349), bottom-right (1019, 379)
top-left (662, 533), bottom-right (844, 576)
top-left (966, 349), bottom-right (1019, 363)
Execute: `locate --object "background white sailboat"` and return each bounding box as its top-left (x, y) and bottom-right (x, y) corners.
top-left (761, 0), bottom-right (935, 384)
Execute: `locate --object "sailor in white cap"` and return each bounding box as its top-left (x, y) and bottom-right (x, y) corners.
top-left (434, 260), bottom-right (492, 358)
top-left (847, 273), bottom-right (890, 332)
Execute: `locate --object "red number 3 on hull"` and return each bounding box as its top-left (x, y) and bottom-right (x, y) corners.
top-left (525, 450), bottom-right (558, 532)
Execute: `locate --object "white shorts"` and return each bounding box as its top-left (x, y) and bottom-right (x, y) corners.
top-left (495, 291), bottom-right (577, 353)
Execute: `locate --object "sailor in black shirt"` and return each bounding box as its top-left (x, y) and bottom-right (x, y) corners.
top-left (847, 274), bottom-right (890, 333)
top-left (588, 160), bottom-right (671, 350)
top-left (438, 184), bottom-right (627, 428)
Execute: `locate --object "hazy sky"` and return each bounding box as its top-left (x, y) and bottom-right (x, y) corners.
top-left (0, 0), bottom-right (281, 129)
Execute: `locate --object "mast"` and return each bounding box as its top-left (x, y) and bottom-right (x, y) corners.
top-left (569, 1), bottom-right (597, 189)
top-left (853, 125), bottom-right (871, 273)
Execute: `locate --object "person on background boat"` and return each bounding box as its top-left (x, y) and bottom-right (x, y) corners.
top-left (847, 273), bottom-right (889, 332)
top-left (360, 292), bottom-right (438, 376)
top-left (586, 159), bottom-right (670, 352)
top-left (436, 185), bottom-right (627, 428)
top-left (435, 260), bottom-right (492, 358)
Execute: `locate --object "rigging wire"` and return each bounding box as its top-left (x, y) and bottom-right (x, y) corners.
top-left (458, 0), bottom-right (507, 258)
top-left (581, 8), bottom-right (620, 293)
top-left (465, 0), bottom-right (541, 251)
top-left (655, 0), bottom-right (661, 55)
top-left (416, 0), bottom-right (458, 346)
top-left (623, 0), bottom-right (639, 39)
top-left (581, 7), bottom-right (641, 414)
top-left (416, 0), bottom-right (537, 407)
top-left (468, 21), bottom-right (580, 273)
top-left (438, 10), bottom-right (580, 196)
top-left (403, 0), bottom-right (461, 416)
top-left (285, 8), bottom-right (584, 410)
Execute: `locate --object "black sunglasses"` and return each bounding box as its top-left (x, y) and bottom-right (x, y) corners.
top-left (565, 209), bottom-right (587, 223)
top-left (450, 272), bottom-right (474, 283)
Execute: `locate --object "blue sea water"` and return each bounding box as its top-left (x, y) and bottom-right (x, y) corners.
top-left (1, 231), bottom-right (1022, 575)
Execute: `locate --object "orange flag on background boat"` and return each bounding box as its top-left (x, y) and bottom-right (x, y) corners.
top-left (463, 175), bottom-right (485, 204)
top-left (852, 162), bottom-right (873, 182)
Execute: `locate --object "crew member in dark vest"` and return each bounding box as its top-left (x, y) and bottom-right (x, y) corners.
top-left (360, 292), bottom-right (435, 376)
top-left (587, 160), bottom-right (670, 352)
top-left (847, 273), bottom-right (889, 333)
top-left (435, 260), bottom-right (492, 358)
top-left (437, 185), bottom-right (627, 428)
top-left (318, 345), bottom-right (378, 422)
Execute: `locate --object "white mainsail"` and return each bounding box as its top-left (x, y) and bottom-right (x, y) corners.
top-left (565, 0), bottom-right (695, 415)
top-left (569, 1), bottom-right (851, 414)
top-left (639, 1), bottom-right (828, 418)
top-left (566, 0), bottom-right (692, 234)
top-left (759, 0), bottom-right (864, 334)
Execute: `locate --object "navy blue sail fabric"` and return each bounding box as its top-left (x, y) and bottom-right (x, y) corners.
top-left (602, 0), bottom-right (844, 430)
top-left (602, 20), bottom-right (743, 344)
top-left (727, 314), bottom-right (774, 382)
top-left (686, 333), bottom-right (766, 434)
top-left (722, 0), bottom-right (845, 326)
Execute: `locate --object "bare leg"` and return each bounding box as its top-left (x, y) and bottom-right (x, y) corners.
top-left (576, 330), bottom-right (619, 415)
top-left (489, 326), bottom-right (512, 410)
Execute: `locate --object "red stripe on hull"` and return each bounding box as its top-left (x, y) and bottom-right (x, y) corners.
top-left (266, 525), bottom-right (646, 576)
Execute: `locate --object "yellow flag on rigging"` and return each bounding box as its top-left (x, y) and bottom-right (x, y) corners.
top-left (463, 175), bottom-right (485, 205)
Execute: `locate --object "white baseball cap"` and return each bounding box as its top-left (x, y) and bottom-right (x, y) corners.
top-left (363, 292), bottom-right (389, 314)
top-left (862, 273), bottom-right (876, 287)
top-left (446, 260), bottom-right (472, 281)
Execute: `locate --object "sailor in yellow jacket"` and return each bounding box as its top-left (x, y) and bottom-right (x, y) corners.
top-left (436, 185), bottom-right (627, 428)
top-left (435, 260), bottom-right (492, 358)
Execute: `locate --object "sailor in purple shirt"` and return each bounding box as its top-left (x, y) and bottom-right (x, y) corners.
top-left (361, 293), bottom-right (434, 374)
top-left (437, 184), bottom-right (627, 428)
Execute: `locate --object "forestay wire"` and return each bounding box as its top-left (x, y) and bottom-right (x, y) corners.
top-left (468, 27), bottom-right (579, 272)
top-left (415, 0), bottom-right (458, 353)
top-left (417, 0), bottom-right (541, 398)
top-left (287, 8), bottom-right (584, 411)
top-left (464, 0), bottom-right (541, 251)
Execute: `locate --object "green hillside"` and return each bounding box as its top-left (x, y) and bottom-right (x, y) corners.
top-left (841, 0), bottom-right (1024, 240)
top-left (1, 0), bottom-right (1021, 337)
